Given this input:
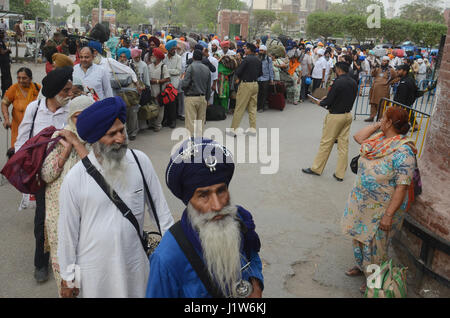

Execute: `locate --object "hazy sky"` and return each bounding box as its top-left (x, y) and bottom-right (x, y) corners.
top-left (55, 0), bottom-right (450, 14)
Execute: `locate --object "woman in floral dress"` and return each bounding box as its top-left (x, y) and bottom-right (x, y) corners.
top-left (41, 96), bottom-right (93, 296)
top-left (341, 106), bottom-right (417, 293)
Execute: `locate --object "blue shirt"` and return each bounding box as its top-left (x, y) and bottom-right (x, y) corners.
top-left (146, 228), bottom-right (264, 298)
top-left (258, 55), bottom-right (274, 82)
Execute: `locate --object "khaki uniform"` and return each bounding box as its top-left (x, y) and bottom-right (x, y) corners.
top-left (231, 82), bottom-right (259, 130)
top-left (311, 113), bottom-right (353, 179)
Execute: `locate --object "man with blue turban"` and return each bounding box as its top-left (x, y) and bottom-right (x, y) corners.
top-left (146, 138), bottom-right (263, 298)
top-left (117, 47), bottom-right (131, 65)
top-left (163, 39), bottom-right (182, 128)
top-left (58, 96), bottom-right (174, 298)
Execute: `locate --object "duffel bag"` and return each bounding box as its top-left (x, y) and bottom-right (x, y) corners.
top-left (206, 104), bottom-right (227, 121)
top-left (138, 103), bottom-right (160, 121)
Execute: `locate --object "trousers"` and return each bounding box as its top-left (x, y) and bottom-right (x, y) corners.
top-left (300, 76), bottom-right (310, 100)
top-left (231, 82), bottom-right (258, 130)
top-left (35, 188), bottom-right (49, 269)
top-left (311, 113), bottom-right (353, 179)
top-left (185, 96), bottom-right (207, 137)
top-left (257, 80), bottom-right (269, 111)
top-left (126, 105), bottom-right (140, 137)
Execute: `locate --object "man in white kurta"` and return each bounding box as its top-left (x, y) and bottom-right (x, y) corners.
top-left (57, 97), bottom-right (174, 298)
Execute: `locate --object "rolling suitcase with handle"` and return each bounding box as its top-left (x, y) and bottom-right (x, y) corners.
top-left (268, 81), bottom-right (286, 111)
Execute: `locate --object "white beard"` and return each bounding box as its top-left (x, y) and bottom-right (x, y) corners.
top-left (187, 202), bottom-right (242, 297)
top-left (92, 138), bottom-right (129, 193)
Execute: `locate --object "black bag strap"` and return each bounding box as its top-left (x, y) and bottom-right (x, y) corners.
top-left (130, 149), bottom-right (161, 235)
top-left (29, 99), bottom-right (40, 140)
top-left (81, 156), bottom-right (147, 251)
top-left (169, 222), bottom-right (225, 298)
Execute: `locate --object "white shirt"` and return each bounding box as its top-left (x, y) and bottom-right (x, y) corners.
top-left (73, 64), bottom-right (113, 101)
top-left (163, 53), bottom-right (182, 89)
top-left (14, 99), bottom-right (69, 151)
top-left (58, 149), bottom-right (174, 298)
top-left (312, 56), bottom-right (328, 80)
top-left (181, 51), bottom-right (193, 73)
top-left (148, 62), bottom-right (170, 98)
top-left (131, 60), bottom-right (150, 87)
top-left (98, 57), bottom-right (138, 84)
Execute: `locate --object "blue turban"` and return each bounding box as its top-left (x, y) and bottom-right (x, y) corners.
top-left (198, 40), bottom-right (208, 49)
top-left (88, 40), bottom-right (103, 54)
top-left (260, 35), bottom-right (268, 45)
top-left (165, 39), bottom-right (178, 51)
top-left (117, 47), bottom-right (131, 59)
top-left (166, 138), bottom-right (235, 205)
top-left (76, 96), bottom-right (127, 143)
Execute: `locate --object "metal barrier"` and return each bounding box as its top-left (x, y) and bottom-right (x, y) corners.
top-left (353, 75), bottom-right (373, 119)
top-left (353, 77), bottom-right (437, 119)
top-left (376, 98), bottom-right (431, 158)
top-left (414, 79), bottom-right (437, 115)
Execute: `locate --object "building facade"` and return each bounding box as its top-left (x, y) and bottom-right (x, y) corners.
top-left (253, 0), bottom-right (327, 34)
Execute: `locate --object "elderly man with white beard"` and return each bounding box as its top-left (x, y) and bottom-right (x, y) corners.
top-left (146, 138), bottom-right (264, 298)
top-left (57, 97), bottom-right (174, 298)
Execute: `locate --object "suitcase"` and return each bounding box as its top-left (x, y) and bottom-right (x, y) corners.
top-left (268, 82), bottom-right (286, 111)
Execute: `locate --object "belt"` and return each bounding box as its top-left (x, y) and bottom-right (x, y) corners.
top-left (185, 94), bottom-right (205, 97)
top-left (242, 80), bottom-right (257, 83)
top-left (329, 111), bottom-right (351, 114)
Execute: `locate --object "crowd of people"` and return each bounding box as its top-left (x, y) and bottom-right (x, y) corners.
top-left (0, 25), bottom-right (428, 298)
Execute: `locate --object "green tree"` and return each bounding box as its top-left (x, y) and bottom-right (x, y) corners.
top-left (306, 12), bottom-right (343, 41)
top-left (253, 10), bottom-right (277, 30)
top-left (11, 0), bottom-right (50, 20)
top-left (380, 18), bottom-right (412, 45)
top-left (116, 0), bottom-right (153, 28)
top-left (74, 0), bottom-right (131, 19)
top-left (399, 0), bottom-right (445, 24)
top-left (271, 23), bottom-right (282, 35)
top-left (326, 0), bottom-right (385, 18)
top-left (342, 15), bottom-right (372, 43)
top-left (420, 22), bottom-right (447, 48)
top-left (278, 12), bottom-right (298, 34)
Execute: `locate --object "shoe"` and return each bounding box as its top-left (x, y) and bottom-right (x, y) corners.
top-left (257, 109), bottom-right (264, 113)
top-left (177, 115), bottom-right (185, 121)
top-left (293, 101), bottom-right (298, 105)
top-left (226, 129), bottom-right (237, 138)
top-left (169, 123), bottom-right (176, 129)
top-left (34, 266), bottom-right (49, 283)
top-left (245, 128), bottom-right (257, 136)
top-left (333, 173), bottom-right (343, 182)
top-left (301, 168), bottom-right (320, 176)
top-left (129, 135), bottom-right (136, 141)
top-left (153, 127), bottom-right (161, 132)
top-left (364, 117), bottom-right (374, 122)
top-left (162, 121), bottom-right (169, 127)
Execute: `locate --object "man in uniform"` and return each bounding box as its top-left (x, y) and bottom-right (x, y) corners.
top-left (302, 62), bottom-right (358, 182)
top-left (228, 43), bottom-right (262, 137)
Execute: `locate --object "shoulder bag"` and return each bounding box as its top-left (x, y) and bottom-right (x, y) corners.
top-left (82, 149), bottom-right (162, 256)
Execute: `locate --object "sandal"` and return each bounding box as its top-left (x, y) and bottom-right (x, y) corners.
top-left (360, 283), bottom-right (367, 294)
top-left (345, 266), bottom-right (363, 277)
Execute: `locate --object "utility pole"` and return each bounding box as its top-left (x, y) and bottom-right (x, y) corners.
top-left (99, 0), bottom-right (102, 24)
top-left (168, 0), bottom-right (172, 27)
top-left (50, 0), bottom-right (54, 19)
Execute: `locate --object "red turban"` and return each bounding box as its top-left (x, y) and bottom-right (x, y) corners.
top-left (152, 48), bottom-right (165, 60)
top-left (221, 41), bottom-right (230, 48)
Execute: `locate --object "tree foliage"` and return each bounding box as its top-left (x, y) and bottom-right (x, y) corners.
top-left (277, 12), bottom-right (298, 33)
top-left (399, 0), bottom-right (445, 24)
top-left (11, 0), bottom-right (50, 20)
top-left (74, 0), bottom-right (131, 19)
top-left (326, 0), bottom-right (385, 18)
top-left (306, 11), bottom-right (446, 47)
top-left (253, 10), bottom-right (277, 30)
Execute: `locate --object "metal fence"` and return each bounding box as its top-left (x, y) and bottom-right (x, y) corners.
top-left (376, 98), bottom-right (431, 158)
top-left (353, 75), bottom-right (437, 120)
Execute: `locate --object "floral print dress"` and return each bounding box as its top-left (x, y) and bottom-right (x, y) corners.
top-left (341, 132), bottom-right (416, 271)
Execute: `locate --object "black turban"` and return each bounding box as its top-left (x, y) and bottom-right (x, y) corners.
top-left (42, 66), bottom-right (73, 98)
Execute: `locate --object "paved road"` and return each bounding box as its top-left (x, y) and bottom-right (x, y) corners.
top-left (0, 62), bottom-right (412, 298)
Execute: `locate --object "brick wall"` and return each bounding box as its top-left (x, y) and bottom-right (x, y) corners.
top-left (218, 10), bottom-right (249, 41)
top-left (396, 10), bottom-right (450, 286)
